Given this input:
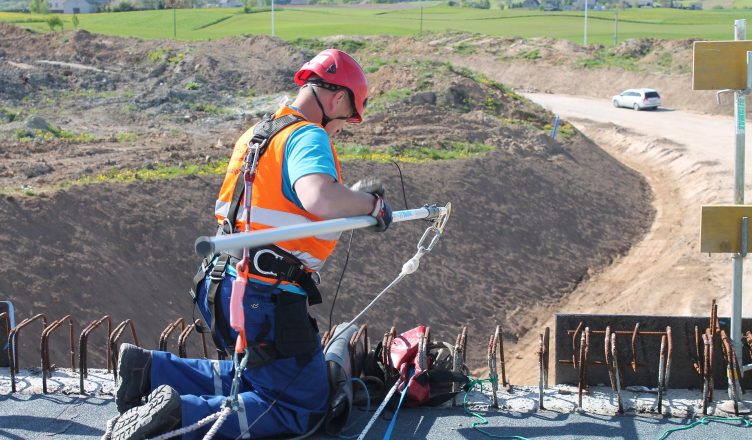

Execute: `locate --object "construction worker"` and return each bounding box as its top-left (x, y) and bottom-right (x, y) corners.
top-left (111, 49), bottom-right (392, 439)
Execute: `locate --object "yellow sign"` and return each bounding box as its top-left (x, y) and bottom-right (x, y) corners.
top-left (693, 41), bottom-right (752, 90)
top-left (700, 205), bottom-right (752, 253)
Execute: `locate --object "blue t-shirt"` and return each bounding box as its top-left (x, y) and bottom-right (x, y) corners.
top-left (242, 108), bottom-right (337, 295)
top-left (281, 109), bottom-right (338, 208)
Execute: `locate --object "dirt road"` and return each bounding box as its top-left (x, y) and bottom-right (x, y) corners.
top-left (505, 93), bottom-right (752, 384)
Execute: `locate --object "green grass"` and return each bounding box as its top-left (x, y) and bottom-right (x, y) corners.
top-left (2, 6), bottom-right (752, 45)
top-left (337, 140), bottom-right (494, 163)
top-left (62, 159), bottom-right (227, 189)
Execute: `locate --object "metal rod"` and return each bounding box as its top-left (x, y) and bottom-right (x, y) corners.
top-left (538, 333), bottom-right (545, 410)
top-left (611, 333), bottom-right (623, 414)
top-left (195, 205), bottom-right (449, 257)
top-left (657, 335), bottom-right (666, 414)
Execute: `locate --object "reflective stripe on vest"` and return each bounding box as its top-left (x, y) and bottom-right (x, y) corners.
top-left (214, 106), bottom-right (342, 272)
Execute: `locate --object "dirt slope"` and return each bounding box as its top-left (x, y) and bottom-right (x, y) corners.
top-left (0, 25), bottom-right (651, 372)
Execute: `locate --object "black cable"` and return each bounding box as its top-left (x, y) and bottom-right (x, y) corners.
top-left (390, 159), bottom-right (410, 210)
top-left (327, 160), bottom-right (409, 334)
top-left (328, 229), bottom-right (354, 335)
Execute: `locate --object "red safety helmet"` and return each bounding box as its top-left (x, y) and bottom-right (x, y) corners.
top-left (294, 49), bottom-right (368, 123)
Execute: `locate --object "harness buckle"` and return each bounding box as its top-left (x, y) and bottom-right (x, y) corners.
top-left (311, 271), bottom-right (321, 286)
top-left (253, 248), bottom-right (284, 277)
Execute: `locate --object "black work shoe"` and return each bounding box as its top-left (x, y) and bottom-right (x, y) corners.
top-left (112, 385), bottom-right (182, 440)
top-left (116, 343), bottom-right (152, 414)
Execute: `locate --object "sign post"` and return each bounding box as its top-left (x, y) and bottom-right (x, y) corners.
top-left (694, 19), bottom-right (752, 412)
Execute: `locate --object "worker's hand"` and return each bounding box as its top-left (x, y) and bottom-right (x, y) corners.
top-left (370, 194), bottom-right (393, 233)
top-left (350, 178), bottom-right (385, 198)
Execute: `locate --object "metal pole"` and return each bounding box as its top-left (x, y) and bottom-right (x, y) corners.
top-left (195, 204), bottom-right (449, 257)
top-left (584, 0), bottom-right (588, 46)
top-left (614, 11), bottom-right (618, 47)
top-left (731, 18), bottom-right (746, 374)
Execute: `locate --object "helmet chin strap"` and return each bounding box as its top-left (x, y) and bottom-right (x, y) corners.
top-left (309, 85), bottom-right (349, 128)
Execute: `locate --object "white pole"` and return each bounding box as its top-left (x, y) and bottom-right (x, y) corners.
top-left (731, 18), bottom-right (746, 376)
top-left (271, 0), bottom-right (275, 37)
top-left (195, 205), bottom-right (449, 257)
top-left (584, 0), bottom-right (588, 46)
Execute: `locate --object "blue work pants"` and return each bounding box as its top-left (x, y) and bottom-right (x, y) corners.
top-left (150, 272), bottom-right (329, 439)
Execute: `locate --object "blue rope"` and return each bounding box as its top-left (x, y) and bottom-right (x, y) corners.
top-left (382, 368), bottom-right (414, 440)
top-left (657, 416), bottom-right (752, 440)
top-left (463, 378), bottom-right (530, 440)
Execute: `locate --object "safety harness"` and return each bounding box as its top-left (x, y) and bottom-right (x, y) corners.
top-left (190, 113), bottom-right (323, 362)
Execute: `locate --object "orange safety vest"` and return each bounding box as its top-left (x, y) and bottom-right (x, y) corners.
top-left (214, 106), bottom-right (342, 277)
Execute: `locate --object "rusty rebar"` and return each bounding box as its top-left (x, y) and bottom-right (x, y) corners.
top-left (605, 326), bottom-right (617, 392)
top-left (349, 324), bottom-right (368, 378)
top-left (693, 325), bottom-right (703, 376)
top-left (745, 330), bottom-right (752, 361)
top-left (665, 326), bottom-right (673, 390)
top-left (538, 333), bottom-right (545, 410)
top-left (631, 323), bottom-right (640, 372)
top-left (452, 326), bottom-right (468, 403)
top-left (572, 321), bottom-right (583, 369)
top-left (381, 326), bottom-right (396, 369)
top-left (8, 313), bottom-right (48, 393)
top-left (611, 333), bottom-right (624, 414)
top-left (657, 335), bottom-right (666, 414)
top-left (177, 320), bottom-right (208, 359)
top-left (543, 326), bottom-right (549, 389)
top-left (159, 318), bottom-right (185, 352)
top-left (707, 328), bottom-right (715, 402)
top-left (498, 326), bottom-right (510, 391)
top-left (578, 328), bottom-right (588, 408)
top-left (41, 315), bottom-right (75, 394)
top-left (109, 319), bottom-right (139, 381)
top-left (488, 326), bottom-right (499, 408)
top-left (710, 299), bottom-right (719, 334)
top-left (79, 315), bottom-right (112, 395)
top-left (702, 333), bottom-right (710, 415)
top-left (720, 329), bottom-right (741, 415)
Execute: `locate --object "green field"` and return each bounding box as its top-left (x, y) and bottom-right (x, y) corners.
top-left (2, 5), bottom-right (752, 45)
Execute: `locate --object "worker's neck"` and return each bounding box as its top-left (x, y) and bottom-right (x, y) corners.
top-left (290, 96), bottom-right (321, 125)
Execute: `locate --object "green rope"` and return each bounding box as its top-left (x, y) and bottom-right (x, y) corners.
top-left (657, 416), bottom-right (752, 440)
top-left (462, 377), bottom-right (530, 440)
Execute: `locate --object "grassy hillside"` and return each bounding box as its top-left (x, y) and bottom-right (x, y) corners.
top-left (1, 6), bottom-right (752, 44)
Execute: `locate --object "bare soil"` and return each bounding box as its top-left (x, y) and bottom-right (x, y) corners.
top-left (0, 25), bottom-right (663, 374)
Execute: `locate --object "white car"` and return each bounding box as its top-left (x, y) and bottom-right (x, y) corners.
top-left (612, 88), bottom-right (661, 111)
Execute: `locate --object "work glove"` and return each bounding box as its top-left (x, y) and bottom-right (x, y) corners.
top-left (351, 178), bottom-right (392, 232)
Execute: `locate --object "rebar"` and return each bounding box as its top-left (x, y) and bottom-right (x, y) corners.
top-left (8, 313), bottom-right (48, 393)
top-left (41, 315), bottom-right (75, 394)
top-left (703, 333), bottom-right (710, 415)
top-left (720, 329), bottom-right (741, 415)
top-left (604, 326), bottom-right (617, 392)
top-left (109, 319), bottom-right (139, 381)
top-left (538, 333), bottom-right (545, 410)
top-left (665, 326), bottom-right (673, 390)
top-left (572, 321), bottom-right (583, 369)
top-left (578, 328), bottom-right (587, 408)
top-left (657, 335), bottom-right (666, 415)
top-left (79, 315), bottom-right (112, 395)
top-left (543, 326), bottom-right (550, 389)
top-left (349, 324), bottom-right (369, 379)
top-left (611, 333), bottom-right (624, 414)
top-left (498, 326), bottom-right (510, 391)
top-left (452, 326), bottom-right (467, 405)
top-left (488, 326), bottom-right (499, 408)
top-left (177, 320), bottom-right (208, 359)
top-left (631, 323), bottom-right (640, 372)
top-left (707, 328), bottom-right (715, 402)
top-left (159, 318), bottom-right (185, 352)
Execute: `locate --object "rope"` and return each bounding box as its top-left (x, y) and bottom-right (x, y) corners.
top-left (148, 408), bottom-right (227, 440)
top-left (657, 416), bottom-right (752, 440)
top-left (101, 415), bottom-right (118, 440)
top-left (462, 377), bottom-right (530, 440)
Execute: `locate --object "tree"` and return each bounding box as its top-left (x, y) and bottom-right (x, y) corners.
top-left (47, 15), bottom-right (63, 31)
top-left (28, 0), bottom-right (48, 14)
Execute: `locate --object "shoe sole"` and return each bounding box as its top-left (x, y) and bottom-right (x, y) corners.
top-left (112, 386), bottom-right (181, 440)
top-left (116, 344), bottom-right (151, 414)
